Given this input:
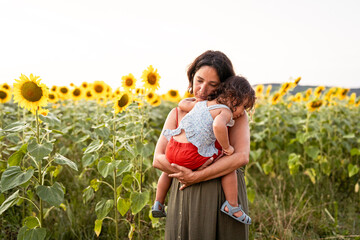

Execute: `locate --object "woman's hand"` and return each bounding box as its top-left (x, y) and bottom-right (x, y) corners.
top-left (168, 164), bottom-right (197, 190)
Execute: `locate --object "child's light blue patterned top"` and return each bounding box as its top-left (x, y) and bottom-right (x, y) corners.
top-left (163, 100), bottom-right (234, 157)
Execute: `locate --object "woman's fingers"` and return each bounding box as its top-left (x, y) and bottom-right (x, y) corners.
top-left (197, 157), bottom-right (213, 170)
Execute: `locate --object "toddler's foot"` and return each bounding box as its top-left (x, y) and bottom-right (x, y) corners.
top-left (220, 200), bottom-right (251, 224)
top-left (151, 201), bottom-right (166, 218)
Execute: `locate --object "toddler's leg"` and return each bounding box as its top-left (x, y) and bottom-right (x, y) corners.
top-left (155, 172), bottom-right (172, 204)
top-left (221, 170), bottom-right (239, 209)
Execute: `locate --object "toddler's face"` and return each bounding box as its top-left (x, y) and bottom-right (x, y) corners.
top-left (233, 104), bottom-right (246, 119)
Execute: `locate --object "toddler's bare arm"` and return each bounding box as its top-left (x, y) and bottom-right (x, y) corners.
top-left (213, 110), bottom-right (234, 155)
top-left (178, 98), bottom-right (196, 112)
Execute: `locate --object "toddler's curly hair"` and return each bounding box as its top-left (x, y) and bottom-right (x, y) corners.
top-left (207, 75), bottom-right (256, 113)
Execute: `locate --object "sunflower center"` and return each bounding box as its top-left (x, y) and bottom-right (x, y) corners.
top-left (95, 85), bottom-right (103, 93)
top-left (118, 94), bottom-right (129, 107)
top-left (21, 82), bottom-right (43, 102)
top-left (170, 90), bottom-right (177, 97)
top-left (3, 85), bottom-right (10, 90)
top-left (147, 73), bottom-right (157, 85)
top-left (51, 86), bottom-right (57, 91)
top-left (126, 78), bottom-right (133, 86)
top-left (49, 94), bottom-right (55, 100)
top-left (86, 91), bottom-right (92, 97)
top-left (0, 90), bottom-right (7, 99)
top-left (60, 87), bottom-right (68, 94)
top-left (82, 83), bottom-right (88, 88)
top-left (73, 89), bottom-right (81, 96)
top-left (148, 93), bottom-right (154, 99)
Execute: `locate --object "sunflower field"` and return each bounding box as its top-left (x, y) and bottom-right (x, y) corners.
top-left (0, 69), bottom-right (359, 239)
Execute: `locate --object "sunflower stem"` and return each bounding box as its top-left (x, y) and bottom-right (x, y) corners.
top-left (113, 111), bottom-right (119, 240)
top-left (35, 109), bottom-right (44, 228)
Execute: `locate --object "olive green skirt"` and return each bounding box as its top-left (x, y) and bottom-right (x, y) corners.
top-left (165, 169), bottom-right (249, 240)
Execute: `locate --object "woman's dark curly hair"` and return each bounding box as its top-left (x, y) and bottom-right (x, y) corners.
top-left (187, 50), bottom-right (235, 93)
top-left (208, 75), bottom-right (256, 113)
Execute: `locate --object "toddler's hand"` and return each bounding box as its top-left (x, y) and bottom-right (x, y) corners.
top-left (223, 145), bottom-right (234, 155)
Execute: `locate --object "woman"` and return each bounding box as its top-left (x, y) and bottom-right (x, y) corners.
top-left (153, 50), bottom-right (250, 239)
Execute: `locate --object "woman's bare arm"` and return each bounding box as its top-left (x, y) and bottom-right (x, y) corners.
top-left (152, 108), bottom-right (179, 174)
top-left (169, 113), bottom-right (250, 187)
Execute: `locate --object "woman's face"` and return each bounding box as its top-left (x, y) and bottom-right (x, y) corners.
top-left (193, 66), bottom-right (221, 100)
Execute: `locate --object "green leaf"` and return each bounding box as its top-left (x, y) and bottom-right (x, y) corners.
top-left (95, 127), bottom-right (110, 139)
top-left (84, 140), bottom-right (103, 154)
top-left (39, 112), bottom-right (61, 126)
top-left (17, 226), bottom-right (47, 240)
top-left (8, 143), bottom-right (28, 166)
top-left (305, 146), bottom-right (320, 160)
top-left (82, 153), bottom-right (98, 167)
top-left (304, 168), bottom-right (316, 184)
top-left (94, 219), bottom-right (103, 237)
top-left (296, 131), bottom-right (309, 144)
top-left (250, 149), bottom-right (263, 161)
top-left (288, 153), bottom-right (301, 175)
top-left (0, 166), bottom-right (34, 192)
top-left (90, 178), bottom-right (101, 192)
top-left (247, 187), bottom-right (256, 204)
top-left (350, 148), bottom-right (360, 156)
top-left (95, 199), bottom-right (114, 220)
top-left (54, 153), bottom-right (78, 171)
top-left (261, 162), bottom-right (272, 175)
top-left (27, 139), bottom-right (53, 162)
top-left (36, 182), bottom-right (64, 207)
top-left (130, 191), bottom-right (149, 215)
top-left (0, 190), bottom-right (19, 215)
top-left (348, 164), bottom-right (359, 178)
top-left (128, 223), bottom-right (135, 240)
top-left (97, 158), bottom-right (115, 178)
top-left (76, 135), bottom-right (90, 144)
top-left (23, 216), bottom-right (40, 229)
top-left (116, 161), bottom-right (133, 177)
top-left (82, 186), bottom-right (94, 204)
top-left (117, 197), bottom-right (131, 216)
top-left (343, 133), bottom-right (355, 139)
top-left (122, 174), bottom-right (134, 191)
top-left (2, 121), bottom-right (29, 132)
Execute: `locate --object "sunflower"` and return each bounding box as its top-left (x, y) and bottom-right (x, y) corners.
top-left (13, 74), bottom-right (49, 111)
top-left (1, 83), bottom-right (11, 91)
top-left (294, 77), bottom-right (301, 85)
top-left (71, 87), bottom-right (83, 101)
top-left (114, 92), bottom-right (133, 114)
top-left (314, 86), bottom-right (325, 98)
top-left (291, 92), bottom-right (302, 102)
top-left (121, 73), bottom-right (137, 92)
top-left (84, 89), bottom-right (94, 101)
top-left (348, 93), bottom-right (356, 105)
top-left (141, 65), bottom-right (160, 91)
top-left (48, 91), bottom-right (59, 103)
top-left (135, 88), bottom-right (145, 96)
top-left (324, 87), bottom-right (337, 101)
top-left (31, 107), bottom-right (49, 116)
top-left (265, 85), bottom-right (272, 98)
top-left (279, 82), bottom-right (292, 95)
top-left (81, 82), bottom-right (89, 89)
top-left (91, 81), bottom-right (107, 98)
top-left (0, 88), bottom-right (12, 103)
top-left (271, 92), bottom-right (281, 105)
top-left (164, 89), bottom-right (181, 102)
top-left (51, 85), bottom-right (57, 92)
top-left (307, 99), bottom-right (323, 112)
top-left (182, 91), bottom-right (194, 99)
top-left (337, 88), bottom-right (349, 100)
top-left (255, 84), bottom-right (264, 97)
top-left (133, 97), bottom-right (144, 108)
top-left (145, 91), bottom-right (157, 104)
top-left (58, 86), bottom-right (70, 100)
top-left (150, 95), bottom-right (161, 107)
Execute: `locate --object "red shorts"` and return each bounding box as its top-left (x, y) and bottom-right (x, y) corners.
top-left (165, 137), bottom-right (222, 170)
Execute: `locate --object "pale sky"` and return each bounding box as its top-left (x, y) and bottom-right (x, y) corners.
top-left (1, 0), bottom-right (359, 94)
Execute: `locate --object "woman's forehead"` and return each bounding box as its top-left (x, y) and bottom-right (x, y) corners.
top-left (195, 66), bottom-right (220, 83)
